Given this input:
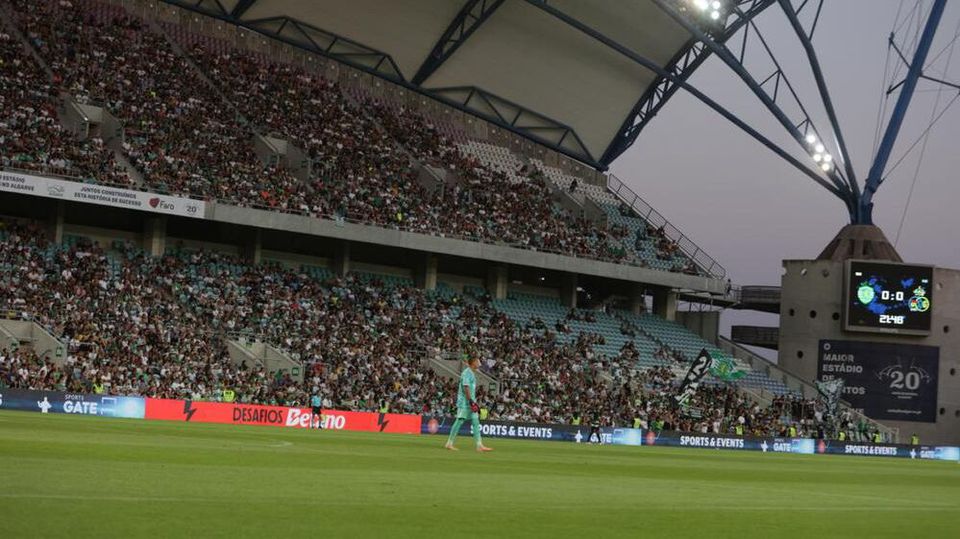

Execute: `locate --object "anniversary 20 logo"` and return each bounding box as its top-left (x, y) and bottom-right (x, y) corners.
top-left (875, 364), bottom-right (933, 398)
top-left (818, 340), bottom-right (939, 422)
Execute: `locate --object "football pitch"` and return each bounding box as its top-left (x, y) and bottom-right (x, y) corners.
top-left (0, 411), bottom-right (957, 538)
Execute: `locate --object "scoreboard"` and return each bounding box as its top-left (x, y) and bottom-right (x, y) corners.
top-left (844, 260), bottom-right (933, 335)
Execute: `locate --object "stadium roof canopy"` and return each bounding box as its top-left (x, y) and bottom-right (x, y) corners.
top-left (162, 0), bottom-right (775, 169)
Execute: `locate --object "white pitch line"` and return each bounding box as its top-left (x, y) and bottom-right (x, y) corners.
top-left (0, 494), bottom-right (954, 512)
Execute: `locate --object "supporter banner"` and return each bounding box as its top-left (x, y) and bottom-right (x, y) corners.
top-left (421, 416), bottom-right (614, 444)
top-left (0, 388), bottom-right (145, 419)
top-left (144, 398), bottom-right (420, 434)
top-left (818, 340), bottom-right (939, 422)
top-left (0, 170), bottom-right (206, 219)
top-left (675, 348), bottom-right (712, 405)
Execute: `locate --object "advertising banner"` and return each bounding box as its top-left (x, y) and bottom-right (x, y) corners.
top-left (0, 388), bottom-right (145, 419)
top-left (611, 428), bottom-right (644, 446)
top-left (818, 340), bottom-right (939, 422)
top-left (645, 431), bottom-right (750, 450)
top-left (421, 416), bottom-right (614, 444)
top-left (0, 170), bottom-right (206, 219)
top-left (144, 398), bottom-right (420, 434)
top-left (2, 389), bottom-right (957, 461)
top-left (812, 440), bottom-right (959, 461)
top-left (642, 433), bottom-right (815, 455)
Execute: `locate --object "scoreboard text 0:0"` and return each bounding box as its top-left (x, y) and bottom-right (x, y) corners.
top-left (844, 260), bottom-right (933, 335)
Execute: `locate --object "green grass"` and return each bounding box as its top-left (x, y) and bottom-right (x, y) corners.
top-left (0, 410), bottom-right (958, 538)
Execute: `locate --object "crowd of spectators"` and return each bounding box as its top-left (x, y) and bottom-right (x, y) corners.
top-left (0, 29), bottom-right (125, 183)
top-left (3, 0), bottom-right (700, 275)
top-left (12, 0), bottom-right (307, 209)
top-left (0, 218), bottom-right (828, 437)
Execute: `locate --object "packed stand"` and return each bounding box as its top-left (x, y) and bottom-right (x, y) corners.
top-left (0, 218), bottom-right (833, 437)
top-left (2, 0), bottom-right (708, 274)
top-left (10, 0), bottom-right (307, 209)
top-left (0, 28), bottom-right (125, 182)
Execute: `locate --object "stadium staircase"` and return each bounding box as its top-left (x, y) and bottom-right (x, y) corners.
top-left (347, 90), bottom-right (451, 198)
top-left (0, 317), bottom-right (67, 363)
top-left (150, 18), bottom-right (250, 128)
top-left (457, 141), bottom-right (595, 223)
top-left (225, 337), bottom-right (304, 383)
top-left (0, 2), bottom-right (54, 81)
top-left (152, 19), bottom-right (306, 182)
top-left (424, 353), bottom-right (500, 396)
top-left (0, 321), bottom-right (18, 353)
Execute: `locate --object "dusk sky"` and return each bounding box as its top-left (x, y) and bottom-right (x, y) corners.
top-left (611, 0), bottom-right (960, 344)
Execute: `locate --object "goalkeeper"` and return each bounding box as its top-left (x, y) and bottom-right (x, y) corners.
top-left (444, 356), bottom-right (493, 452)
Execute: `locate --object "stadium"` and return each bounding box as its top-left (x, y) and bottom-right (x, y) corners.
top-left (1, 0), bottom-right (959, 537)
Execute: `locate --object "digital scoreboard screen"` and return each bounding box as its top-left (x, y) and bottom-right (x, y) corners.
top-left (844, 261), bottom-right (933, 334)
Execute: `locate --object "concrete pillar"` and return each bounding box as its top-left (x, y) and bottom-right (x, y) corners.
top-left (142, 216), bottom-right (166, 256)
top-left (47, 201), bottom-right (65, 244)
top-left (676, 311), bottom-right (720, 344)
top-left (416, 254), bottom-right (438, 291)
top-left (241, 228), bottom-right (262, 264)
top-left (333, 240), bottom-right (351, 277)
top-left (560, 273), bottom-right (578, 309)
top-left (629, 283), bottom-right (645, 315)
top-left (652, 286), bottom-right (678, 321)
top-left (486, 264), bottom-right (508, 300)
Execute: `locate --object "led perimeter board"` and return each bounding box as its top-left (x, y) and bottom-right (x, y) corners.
top-left (844, 260), bottom-right (933, 335)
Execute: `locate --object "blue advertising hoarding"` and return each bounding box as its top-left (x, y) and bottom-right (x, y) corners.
top-left (0, 388), bottom-right (145, 419)
top-left (0, 391), bottom-right (955, 463)
top-left (421, 416), bottom-right (614, 443)
top-left (421, 417), bottom-right (959, 462)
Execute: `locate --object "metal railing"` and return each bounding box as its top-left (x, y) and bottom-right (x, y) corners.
top-left (607, 173), bottom-right (726, 279)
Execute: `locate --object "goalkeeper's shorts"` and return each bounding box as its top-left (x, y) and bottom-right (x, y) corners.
top-left (456, 407), bottom-right (478, 420)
